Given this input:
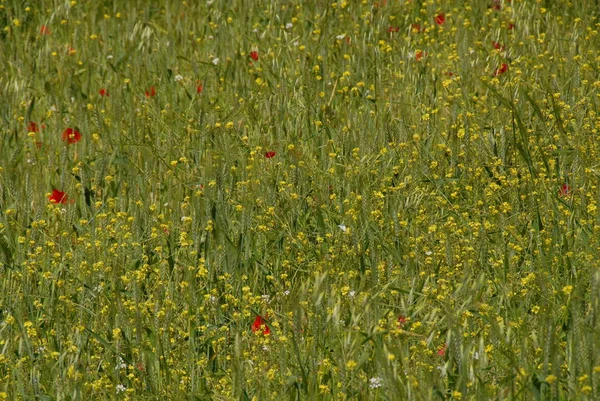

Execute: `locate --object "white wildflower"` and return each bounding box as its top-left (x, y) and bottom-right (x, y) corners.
top-left (115, 356), bottom-right (127, 371)
top-left (369, 377), bottom-right (383, 389)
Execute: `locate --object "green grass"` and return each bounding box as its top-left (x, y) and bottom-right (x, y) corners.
top-left (1, 0), bottom-right (600, 399)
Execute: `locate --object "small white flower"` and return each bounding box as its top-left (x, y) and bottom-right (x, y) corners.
top-left (107, 55), bottom-right (114, 60)
top-left (116, 384), bottom-right (127, 394)
top-left (212, 57), bottom-right (220, 65)
top-left (348, 290), bottom-right (356, 298)
top-left (369, 377), bottom-right (383, 389)
top-left (474, 352), bottom-right (479, 360)
top-left (174, 74), bottom-right (183, 82)
top-left (261, 294), bottom-right (271, 303)
top-left (252, 28), bottom-right (258, 33)
top-left (285, 23), bottom-right (293, 29)
top-left (283, 290), bottom-right (290, 296)
top-left (338, 224), bottom-right (347, 232)
top-left (206, 0), bottom-right (214, 5)
top-left (115, 356), bottom-right (127, 371)
top-left (425, 250), bottom-right (432, 256)
top-left (293, 41), bottom-right (299, 46)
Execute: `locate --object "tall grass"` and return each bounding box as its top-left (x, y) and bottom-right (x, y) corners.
top-left (1, 0), bottom-right (600, 399)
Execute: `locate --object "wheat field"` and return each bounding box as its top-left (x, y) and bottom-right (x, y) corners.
top-left (1, 0), bottom-right (600, 400)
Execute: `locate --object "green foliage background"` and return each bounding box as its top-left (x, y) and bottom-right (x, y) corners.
top-left (1, 0), bottom-right (600, 399)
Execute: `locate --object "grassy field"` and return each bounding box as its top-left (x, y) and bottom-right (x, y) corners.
top-left (1, 0), bottom-right (600, 399)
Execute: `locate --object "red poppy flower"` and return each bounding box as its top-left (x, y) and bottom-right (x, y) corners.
top-left (265, 151), bottom-right (276, 159)
top-left (40, 25), bottom-right (51, 35)
top-left (251, 315), bottom-right (271, 335)
top-left (145, 86), bottom-right (156, 97)
top-left (437, 345), bottom-right (447, 357)
top-left (415, 50), bottom-right (424, 61)
top-left (435, 13), bottom-right (445, 25)
top-left (388, 26), bottom-right (400, 33)
top-left (48, 189), bottom-right (68, 204)
top-left (508, 23), bottom-right (515, 30)
top-left (492, 41), bottom-right (505, 51)
top-left (99, 88), bottom-right (109, 97)
top-left (196, 81), bottom-right (203, 94)
top-left (249, 51), bottom-right (259, 61)
top-left (62, 128), bottom-right (81, 144)
top-left (398, 315), bottom-right (407, 327)
top-left (411, 23), bottom-right (423, 33)
top-left (493, 63), bottom-right (508, 76)
top-left (27, 122), bottom-right (39, 133)
top-left (559, 183), bottom-right (571, 197)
